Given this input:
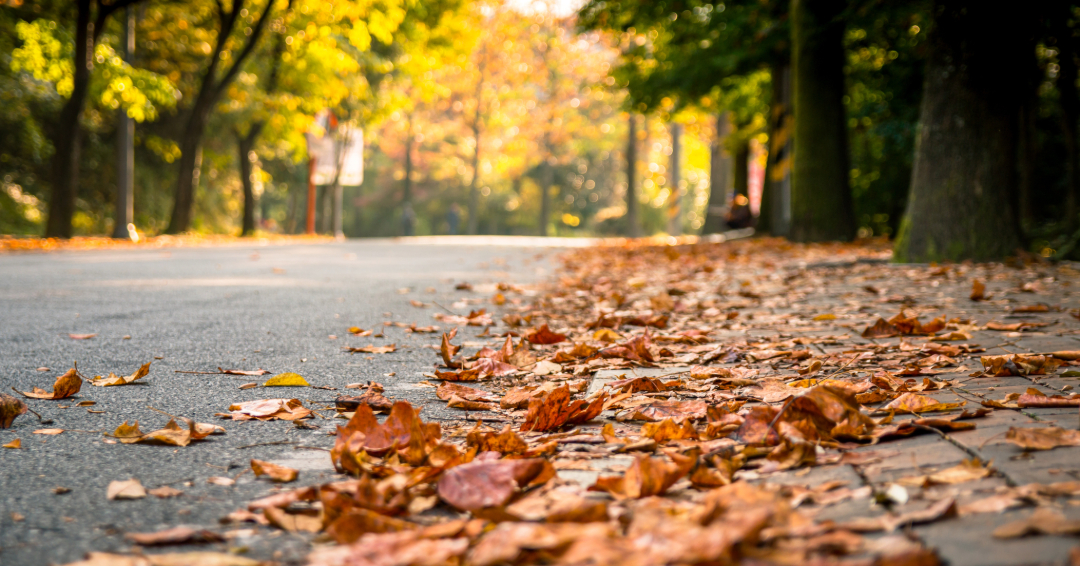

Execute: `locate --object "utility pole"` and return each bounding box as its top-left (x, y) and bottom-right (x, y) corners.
top-left (112, 6), bottom-right (135, 240)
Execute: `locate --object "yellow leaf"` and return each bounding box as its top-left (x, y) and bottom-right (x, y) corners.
top-left (263, 373), bottom-right (309, 387)
top-left (3, 438), bottom-right (20, 449)
top-left (813, 314), bottom-right (837, 321)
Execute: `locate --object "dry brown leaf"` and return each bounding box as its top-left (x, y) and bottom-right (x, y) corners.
top-left (251, 459), bottom-right (299, 482)
top-left (899, 458), bottom-right (992, 486)
top-left (34, 428), bottom-right (64, 435)
top-left (0, 393), bottom-right (28, 428)
top-left (447, 395), bottom-right (494, 411)
top-left (68, 333), bottom-right (96, 340)
top-left (16, 367), bottom-right (83, 400)
top-left (526, 324), bottom-right (568, 344)
top-left (1005, 426), bottom-right (1080, 451)
top-left (125, 526), bottom-right (224, 546)
top-left (980, 354), bottom-right (1062, 376)
top-left (89, 361), bottom-right (151, 387)
top-left (3, 438), bottom-right (21, 449)
top-left (148, 486), bottom-right (183, 498)
top-left (970, 279), bottom-right (986, 301)
top-left (346, 344), bottom-right (397, 354)
top-left (220, 398), bottom-right (311, 421)
top-left (520, 386), bottom-right (606, 432)
top-left (107, 479), bottom-right (146, 500)
top-left (437, 456), bottom-right (555, 511)
top-left (589, 451), bottom-right (694, 499)
top-left (880, 392), bottom-right (963, 414)
top-left (112, 420), bottom-right (193, 447)
top-left (993, 507), bottom-right (1080, 538)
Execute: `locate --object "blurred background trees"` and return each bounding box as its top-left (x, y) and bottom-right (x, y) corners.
top-left (1, 0), bottom-right (1077, 261)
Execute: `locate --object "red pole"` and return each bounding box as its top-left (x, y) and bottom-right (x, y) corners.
top-left (306, 156), bottom-right (317, 235)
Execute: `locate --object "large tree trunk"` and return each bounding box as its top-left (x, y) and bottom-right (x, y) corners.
top-left (625, 113), bottom-right (640, 237)
top-left (237, 127), bottom-right (260, 236)
top-left (112, 6), bottom-right (135, 239)
top-left (1059, 31), bottom-right (1079, 229)
top-left (760, 61), bottom-right (794, 237)
top-left (894, 0), bottom-right (1027, 262)
top-left (733, 138), bottom-right (749, 198)
top-left (166, 0), bottom-right (275, 234)
top-left (402, 122), bottom-right (415, 237)
top-left (539, 158), bottom-right (552, 236)
top-left (467, 120), bottom-right (481, 235)
top-left (790, 0), bottom-right (854, 242)
top-left (45, 0), bottom-right (93, 238)
top-left (702, 112), bottom-right (731, 234)
top-left (667, 122), bottom-right (682, 235)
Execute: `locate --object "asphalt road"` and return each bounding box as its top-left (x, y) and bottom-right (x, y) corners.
top-left (0, 238), bottom-right (559, 566)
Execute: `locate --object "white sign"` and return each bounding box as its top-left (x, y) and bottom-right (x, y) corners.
top-left (305, 113), bottom-right (364, 186)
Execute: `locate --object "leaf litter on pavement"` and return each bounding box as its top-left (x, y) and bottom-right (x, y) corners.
top-left (53, 238), bottom-right (1080, 566)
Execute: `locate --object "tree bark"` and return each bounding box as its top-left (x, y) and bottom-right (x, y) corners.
top-left (166, 0), bottom-right (275, 234)
top-left (760, 61), bottom-right (794, 237)
top-left (625, 113), bottom-right (640, 238)
top-left (46, 0), bottom-right (146, 237)
top-left (45, 0), bottom-right (93, 238)
top-left (733, 138), bottom-right (749, 198)
top-left (237, 126), bottom-right (261, 236)
top-left (893, 0), bottom-right (1028, 262)
top-left (402, 116), bottom-right (415, 237)
top-left (539, 158), bottom-right (552, 236)
top-left (702, 112), bottom-right (731, 234)
top-left (667, 122), bottom-right (683, 236)
top-left (790, 0), bottom-right (854, 242)
top-left (112, 6), bottom-right (135, 239)
top-left (1058, 30), bottom-right (1079, 229)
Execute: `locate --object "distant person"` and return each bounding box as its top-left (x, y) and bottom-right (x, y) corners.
top-left (447, 203), bottom-right (460, 235)
top-left (725, 194), bottom-right (753, 229)
top-left (402, 203), bottom-right (416, 236)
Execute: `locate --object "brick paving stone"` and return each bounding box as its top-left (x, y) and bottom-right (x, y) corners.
top-left (915, 507), bottom-right (1080, 566)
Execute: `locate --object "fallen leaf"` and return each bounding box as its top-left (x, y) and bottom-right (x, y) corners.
top-left (263, 372), bottom-right (310, 387)
top-left (220, 398), bottom-right (311, 421)
top-left (89, 362), bottom-right (151, 387)
top-left (881, 392), bottom-right (963, 414)
top-left (526, 324), bottom-right (567, 344)
top-left (107, 479), bottom-right (146, 500)
top-left (208, 476), bottom-right (235, 486)
top-left (520, 386), bottom-right (606, 432)
top-left (437, 457), bottom-right (554, 511)
top-left (589, 452), bottom-right (694, 499)
top-left (970, 279), bottom-right (986, 301)
top-left (0, 393), bottom-right (28, 428)
top-left (218, 368), bottom-right (271, 376)
top-left (436, 382), bottom-right (498, 403)
top-left (34, 428), bottom-right (65, 435)
top-left (862, 318), bottom-right (899, 338)
top-left (899, 458), bottom-right (992, 486)
top-left (1005, 426), bottom-right (1080, 450)
top-left (532, 360), bottom-right (562, 376)
top-left (15, 367), bottom-right (84, 400)
top-left (980, 354), bottom-right (1062, 376)
top-left (993, 507), bottom-right (1080, 538)
top-left (3, 438), bottom-right (20, 449)
top-left (111, 420), bottom-right (193, 447)
top-left (447, 395), bottom-right (494, 411)
top-left (125, 526), bottom-right (224, 546)
top-left (251, 459), bottom-right (299, 482)
top-left (346, 344), bottom-right (397, 354)
top-left (148, 486), bottom-right (183, 498)
top-left (60, 551), bottom-right (260, 566)
top-left (68, 333), bottom-right (96, 340)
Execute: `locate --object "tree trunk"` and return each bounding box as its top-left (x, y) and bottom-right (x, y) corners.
top-left (112, 5), bottom-right (135, 239)
top-left (790, 0), bottom-right (854, 242)
top-left (539, 158), bottom-right (552, 236)
top-left (1059, 32), bottom-right (1079, 229)
top-left (733, 138), bottom-right (749, 198)
top-left (625, 113), bottom-right (640, 238)
top-left (402, 120), bottom-right (415, 237)
top-left (166, 0), bottom-right (275, 234)
top-left (45, 0), bottom-right (93, 238)
top-left (237, 127), bottom-right (260, 236)
top-left (467, 120), bottom-right (481, 235)
top-left (893, 0), bottom-right (1027, 262)
top-left (667, 122), bottom-right (683, 236)
top-left (702, 112), bottom-right (731, 234)
top-left (760, 61), bottom-right (794, 237)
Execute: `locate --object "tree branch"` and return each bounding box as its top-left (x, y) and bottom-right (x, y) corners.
top-left (214, 0), bottom-right (277, 100)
